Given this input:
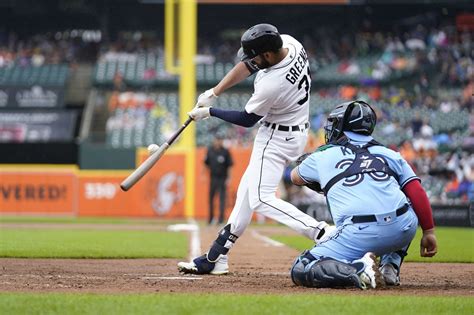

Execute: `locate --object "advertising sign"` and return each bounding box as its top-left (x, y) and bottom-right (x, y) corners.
top-left (0, 85), bottom-right (65, 108)
top-left (78, 153), bottom-right (186, 218)
top-left (0, 167), bottom-right (76, 214)
top-left (0, 110), bottom-right (77, 143)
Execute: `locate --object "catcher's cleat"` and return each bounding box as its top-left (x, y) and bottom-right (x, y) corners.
top-left (177, 254), bottom-right (229, 275)
top-left (380, 263), bottom-right (400, 286)
top-left (353, 252), bottom-right (382, 289)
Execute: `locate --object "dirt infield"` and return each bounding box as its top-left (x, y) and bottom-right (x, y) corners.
top-left (0, 224), bottom-right (472, 296)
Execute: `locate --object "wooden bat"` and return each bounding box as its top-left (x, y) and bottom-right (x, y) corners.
top-left (120, 117), bottom-right (193, 191)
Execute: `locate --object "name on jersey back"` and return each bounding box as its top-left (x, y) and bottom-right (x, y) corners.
top-left (285, 48), bottom-right (309, 85)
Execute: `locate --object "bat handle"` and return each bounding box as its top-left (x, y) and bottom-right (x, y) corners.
top-left (167, 117), bottom-right (193, 146)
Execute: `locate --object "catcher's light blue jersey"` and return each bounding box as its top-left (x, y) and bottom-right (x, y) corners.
top-left (297, 131), bottom-right (418, 226)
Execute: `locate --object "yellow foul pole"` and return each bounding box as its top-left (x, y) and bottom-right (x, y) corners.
top-left (180, 0), bottom-right (196, 219)
top-left (165, 0), bottom-right (197, 219)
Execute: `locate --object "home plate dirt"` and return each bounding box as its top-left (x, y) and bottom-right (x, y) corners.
top-left (0, 224), bottom-right (472, 295)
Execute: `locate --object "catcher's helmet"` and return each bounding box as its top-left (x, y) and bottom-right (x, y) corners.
top-left (237, 23), bottom-right (283, 61)
top-left (324, 100), bottom-right (377, 144)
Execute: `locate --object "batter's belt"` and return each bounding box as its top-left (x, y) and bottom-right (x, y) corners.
top-left (263, 121), bottom-right (309, 132)
top-left (351, 204), bottom-right (409, 224)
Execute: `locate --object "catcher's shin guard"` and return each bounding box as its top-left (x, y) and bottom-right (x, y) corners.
top-left (291, 252), bottom-right (365, 288)
top-left (290, 250), bottom-right (316, 286)
top-left (192, 224), bottom-right (238, 274)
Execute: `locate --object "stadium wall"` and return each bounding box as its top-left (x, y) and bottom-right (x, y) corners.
top-left (0, 147), bottom-right (471, 227)
top-left (0, 147), bottom-right (252, 220)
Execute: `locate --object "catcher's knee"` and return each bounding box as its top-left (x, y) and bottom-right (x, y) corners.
top-left (291, 252), bottom-right (362, 288)
top-left (291, 250), bottom-right (316, 286)
top-left (207, 223), bottom-right (238, 262)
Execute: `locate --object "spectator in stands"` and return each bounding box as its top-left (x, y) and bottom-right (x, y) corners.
top-left (204, 135), bottom-right (233, 225)
top-left (399, 140), bottom-right (417, 166)
top-left (340, 85), bottom-right (358, 100)
top-left (444, 171), bottom-right (460, 199)
top-left (113, 72), bottom-right (126, 91)
top-left (381, 119), bottom-right (401, 137)
top-left (410, 112), bottom-right (423, 136)
top-left (462, 77), bottom-right (473, 111)
top-left (457, 176), bottom-right (473, 202)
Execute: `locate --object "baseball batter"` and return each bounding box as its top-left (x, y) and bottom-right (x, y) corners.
top-left (290, 101), bottom-right (438, 289)
top-left (177, 24), bottom-right (332, 275)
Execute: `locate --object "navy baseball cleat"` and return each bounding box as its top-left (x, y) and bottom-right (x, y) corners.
top-left (380, 263), bottom-right (400, 286)
top-left (178, 254), bottom-right (229, 275)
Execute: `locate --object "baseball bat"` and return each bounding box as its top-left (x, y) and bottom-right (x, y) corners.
top-left (120, 117), bottom-right (193, 191)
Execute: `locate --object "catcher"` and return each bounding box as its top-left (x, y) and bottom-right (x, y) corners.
top-left (290, 100), bottom-right (437, 289)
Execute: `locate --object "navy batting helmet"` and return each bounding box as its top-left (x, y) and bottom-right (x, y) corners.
top-left (237, 24), bottom-right (283, 61)
top-left (324, 100), bottom-right (377, 144)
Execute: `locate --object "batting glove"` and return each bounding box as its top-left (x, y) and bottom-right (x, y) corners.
top-left (196, 88), bottom-right (218, 108)
top-left (188, 107), bottom-right (211, 121)
top-left (317, 225), bottom-right (337, 244)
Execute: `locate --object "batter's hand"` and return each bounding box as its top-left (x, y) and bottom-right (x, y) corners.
top-left (317, 225), bottom-right (336, 243)
top-left (196, 88), bottom-right (218, 108)
top-left (420, 229), bottom-right (437, 257)
top-left (188, 107), bottom-right (211, 121)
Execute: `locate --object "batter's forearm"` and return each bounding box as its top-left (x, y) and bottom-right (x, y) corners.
top-left (213, 62), bottom-right (251, 96)
top-left (210, 108), bottom-right (262, 127)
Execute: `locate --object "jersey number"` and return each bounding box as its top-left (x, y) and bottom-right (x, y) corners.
top-left (297, 69), bottom-right (311, 105)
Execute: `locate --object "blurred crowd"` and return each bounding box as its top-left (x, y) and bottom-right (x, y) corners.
top-left (1, 16), bottom-right (471, 205)
top-left (0, 30), bottom-right (102, 67)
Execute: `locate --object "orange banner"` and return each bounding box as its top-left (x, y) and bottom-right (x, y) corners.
top-left (0, 166), bottom-right (76, 215)
top-left (0, 147), bottom-right (253, 219)
top-left (78, 152), bottom-right (186, 218)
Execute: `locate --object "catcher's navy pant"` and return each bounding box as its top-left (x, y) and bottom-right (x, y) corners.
top-left (308, 207), bottom-right (418, 264)
top-left (226, 124), bottom-right (327, 249)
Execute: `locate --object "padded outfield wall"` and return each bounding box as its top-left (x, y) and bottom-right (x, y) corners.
top-left (0, 147), bottom-right (251, 220)
top-left (1, 146), bottom-right (471, 226)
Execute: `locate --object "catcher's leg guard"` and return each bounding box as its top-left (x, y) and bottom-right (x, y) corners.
top-left (192, 224), bottom-right (238, 274)
top-left (290, 250), bottom-right (316, 286)
top-left (291, 251), bottom-right (365, 288)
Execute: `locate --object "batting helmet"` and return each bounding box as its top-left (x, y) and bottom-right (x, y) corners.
top-left (237, 23), bottom-right (283, 61)
top-left (324, 100), bottom-right (377, 144)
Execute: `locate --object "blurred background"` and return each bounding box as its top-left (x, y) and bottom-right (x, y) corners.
top-left (0, 0), bottom-right (472, 225)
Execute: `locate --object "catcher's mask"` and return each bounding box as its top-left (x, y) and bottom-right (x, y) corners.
top-left (324, 100), bottom-right (377, 144)
top-left (237, 23), bottom-right (283, 61)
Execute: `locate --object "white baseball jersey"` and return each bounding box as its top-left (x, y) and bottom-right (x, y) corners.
top-left (245, 35), bottom-right (311, 126)
top-left (225, 34), bottom-right (326, 250)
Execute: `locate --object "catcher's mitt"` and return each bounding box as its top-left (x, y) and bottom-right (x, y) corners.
top-left (295, 152), bottom-right (324, 194)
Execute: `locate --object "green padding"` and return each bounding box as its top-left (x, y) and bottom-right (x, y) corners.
top-left (79, 142), bottom-right (136, 169)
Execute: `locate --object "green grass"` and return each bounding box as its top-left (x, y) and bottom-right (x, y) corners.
top-left (272, 227), bottom-right (474, 263)
top-left (0, 293), bottom-right (472, 315)
top-left (0, 229), bottom-right (187, 258)
top-left (0, 215), bottom-right (179, 225)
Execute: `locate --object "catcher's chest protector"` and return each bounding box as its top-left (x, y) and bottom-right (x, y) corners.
top-left (323, 139), bottom-right (399, 195)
